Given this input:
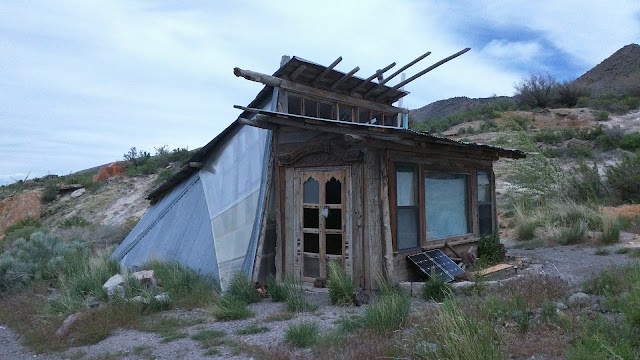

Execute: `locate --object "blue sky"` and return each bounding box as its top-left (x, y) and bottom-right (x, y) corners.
top-left (1, 0), bottom-right (639, 185)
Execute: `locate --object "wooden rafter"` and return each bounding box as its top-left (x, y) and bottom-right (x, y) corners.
top-left (311, 56), bottom-right (342, 86)
top-left (330, 66), bottom-right (360, 90)
top-left (350, 62), bottom-right (396, 95)
top-left (364, 51), bottom-right (431, 97)
top-left (289, 64), bottom-right (307, 81)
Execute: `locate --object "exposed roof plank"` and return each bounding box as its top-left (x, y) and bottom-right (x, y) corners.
top-left (330, 66), bottom-right (360, 90)
top-left (311, 56), bottom-right (342, 87)
top-left (350, 62), bottom-right (396, 95)
top-left (364, 51), bottom-right (431, 97)
top-left (376, 48), bottom-right (470, 101)
top-left (289, 64), bottom-right (307, 81)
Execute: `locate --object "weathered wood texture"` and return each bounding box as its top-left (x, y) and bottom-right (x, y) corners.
top-left (362, 149), bottom-right (384, 289)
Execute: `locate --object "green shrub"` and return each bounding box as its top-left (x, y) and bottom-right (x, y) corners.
top-left (600, 217), bottom-right (621, 244)
top-left (144, 261), bottom-right (216, 308)
top-left (515, 220), bottom-right (537, 241)
top-left (594, 248), bottom-right (611, 256)
top-left (554, 220), bottom-right (588, 244)
top-left (566, 315), bottom-right (640, 359)
top-left (418, 300), bottom-right (503, 360)
top-left (284, 322), bottom-right (319, 348)
top-left (0, 232), bottom-right (86, 292)
top-left (285, 281), bottom-right (317, 313)
top-left (60, 216), bottom-right (92, 229)
top-left (225, 272), bottom-right (260, 304)
top-left (41, 183), bottom-right (58, 204)
top-left (235, 324), bottom-right (269, 335)
top-left (606, 154), bottom-right (640, 203)
top-left (565, 162), bottom-right (608, 204)
top-left (2, 218), bottom-right (43, 248)
top-left (211, 295), bottom-right (253, 321)
top-left (595, 110), bottom-right (609, 121)
top-left (266, 274), bottom-right (290, 302)
top-left (360, 291), bottom-right (410, 333)
top-left (421, 276), bottom-right (452, 302)
top-left (477, 233), bottom-right (503, 264)
top-left (190, 329), bottom-right (226, 348)
top-left (621, 132), bottom-right (640, 151)
top-left (327, 261), bottom-right (354, 306)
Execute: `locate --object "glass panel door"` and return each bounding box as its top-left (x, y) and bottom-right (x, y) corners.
top-left (300, 170), bottom-right (345, 281)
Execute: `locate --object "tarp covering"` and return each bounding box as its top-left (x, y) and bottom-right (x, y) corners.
top-left (112, 124), bottom-right (272, 290)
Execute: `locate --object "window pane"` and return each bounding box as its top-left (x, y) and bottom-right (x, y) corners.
top-left (396, 166), bottom-right (416, 206)
top-left (304, 208), bottom-right (319, 228)
top-left (478, 171), bottom-right (493, 236)
top-left (326, 209), bottom-right (342, 229)
top-left (371, 112), bottom-right (383, 125)
top-left (289, 96), bottom-right (302, 115)
top-left (304, 99), bottom-right (318, 117)
top-left (325, 177), bottom-right (341, 204)
top-left (326, 234), bottom-right (342, 255)
top-left (338, 105), bottom-right (354, 122)
top-left (303, 256), bottom-right (320, 278)
top-left (303, 177), bottom-right (319, 204)
top-left (358, 109), bottom-right (370, 123)
top-left (425, 174), bottom-right (469, 239)
top-left (304, 233), bottom-right (319, 253)
top-left (397, 207), bottom-right (419, 250)
top-left (319, 102), bottom-right (334, 119)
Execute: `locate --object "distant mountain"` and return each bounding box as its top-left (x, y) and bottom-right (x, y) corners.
top-left (409, 96), bottom-right (513, 123)
top-left (573, 43), bottom-right (640, 97)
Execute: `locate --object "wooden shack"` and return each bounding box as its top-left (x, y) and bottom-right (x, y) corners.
top-left (113, 52), bottom-right (525, 290)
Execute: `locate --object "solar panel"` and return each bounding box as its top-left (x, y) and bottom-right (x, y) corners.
top-left (407, 249), bottom-right (465, 283)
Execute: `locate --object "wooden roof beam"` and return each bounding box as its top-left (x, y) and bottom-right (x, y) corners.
top-left (364, 51), bottom-right (431, 98)
top-left (350, 62), bottom-right (396, 95)
top-left (289, 64), bottom-right (307, 81)
top-left (376, 48), bottom-right (470, 101)
top-left (330, 66), bottom-right (360, 90)
top-left (311, 56), bottom-right (342, 86)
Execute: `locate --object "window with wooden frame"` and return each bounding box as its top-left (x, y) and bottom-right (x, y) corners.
top-left (477, 170), bottom-right (493, 236)
top-left (393, 162), bottom-right (480, 252)
top-left (286, 94), bottom-right (399, 126)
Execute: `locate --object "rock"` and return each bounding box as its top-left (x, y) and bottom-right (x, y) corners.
top-left (313, 277), bottom-right (327, 288)
top-left (84, 296), bottom-right (102, 308)
top-left (94, 162), bottom-right (125, 182)
top-left (415, 341), bottom-right (439, 354)
top-left (103, 274), bottom-right (125, 298)
top-left (352, 289), bottom-right (370, 306)
top-left (154, 293), bottom-right (170, 303)
top-left (567, 292), bottom-right (592, 308)
top-left (56, 312), bottom-right (86, 337)
top-left (412, 282), bottom-right (425, 297)
top-left (591, 303), bottom-right (603, 313)
top-left (399, 282), bottom-right (412, 295)
top-left (450, 281), bottom-right (474, 295)
top-left (130, 295), bottom-right (150, 304)
top-left (556, 302), bottom-right (568, 311)
top-left (132, 270), bottom-right (157, 287)
top-left (70, 188), bottom-right (86, 198)
top-left (57, 183), bottom-right (83, 192)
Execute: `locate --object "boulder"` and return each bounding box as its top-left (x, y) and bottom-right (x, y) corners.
top-left (94, 162), bottom-right (125, 182)
top-left (132, 270), bottom-right (157, 287)
top-left (313, 277), bottom-right (327, 288)
top-left (567, 292), bottom-right (592, 308)
top-left (70, 188), bottom-right (86, 199)
top-left (556, 302), bottom-right (568, 311)
top-left (130, 295), bottom-right (150, 304)
top-left (56, 312), bottom-right (86, 337)
top-left (154, 293), bottom-right (170, 303)
top-left (352, 289), bottom-right (370, 306)
top-left (103, 274), bottom-right (125, 298)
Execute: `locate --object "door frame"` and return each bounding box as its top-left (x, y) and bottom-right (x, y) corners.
top-left (294, 166), bottom-right (352, 283)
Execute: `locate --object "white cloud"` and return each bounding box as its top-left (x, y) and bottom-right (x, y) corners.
top-left (481, 40), bottom-right (543, 64)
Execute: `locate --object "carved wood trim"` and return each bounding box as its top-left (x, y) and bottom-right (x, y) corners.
top-left (279, 143), bottom-right (362, 167)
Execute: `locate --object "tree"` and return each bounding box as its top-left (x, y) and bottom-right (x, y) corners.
top-left (514, 74), bottom-right (557, 108)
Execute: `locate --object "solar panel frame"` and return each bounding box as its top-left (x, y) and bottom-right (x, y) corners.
top-left (407, 249), bottom-right (465, 283)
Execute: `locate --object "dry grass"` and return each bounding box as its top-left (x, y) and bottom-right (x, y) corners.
top-left (505, 323), bottom-right (570, 359)
top-left (312, 331), bottom-right (402, 360)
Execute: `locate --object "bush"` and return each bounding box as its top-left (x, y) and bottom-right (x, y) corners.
top-left (41, 183), bottom-right (58, 204)
top-left (606, 154), bottom-right (640, 203)
top-left (514, 73), bottom-right (557, 108)
top-left (225, 272), bottom-right (260, 304)
top-left (360, 291), bottom-right (410, 333)
top-left (60, 216), bottom-right (92, 229)
top-left (284, 322), bottom-right (319, 348)
top-left (0, 232), bottom-right (86, 292)
top-left (417, 300), bottom-right (503, 360)
top-left (555, 81), bottom-right (590, 107)
top-left (421, 276), bottom-right (452, 302)
top-left (621, 132), bottom-right (640, 151)
top-left (144, 261), bottom-right (217, 308)
top-left (477, 233), bottom-right (503, 263)
top-left (327, 261), bottom-right (354, 306)
top-left (564, 162), bottom-right (608, 204)
top-left (601, 216), bottom-right (621, 244)
top-left (2, 218), bottom-right (43, 249)
top-left (595, 110), bottom-right (610, 121)
top-left (211, 296), bottom-right (253, 321)
top-left (554, 220), bottom-right (588, 245)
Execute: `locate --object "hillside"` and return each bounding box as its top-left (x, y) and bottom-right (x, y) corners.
top-left (409, 95), bottom-right (513, 123)
top-left (573, 43), bottom-right (640, 97)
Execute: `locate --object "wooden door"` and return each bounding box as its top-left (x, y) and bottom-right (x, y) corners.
top-left (298, 168), bottom-right (348, 282)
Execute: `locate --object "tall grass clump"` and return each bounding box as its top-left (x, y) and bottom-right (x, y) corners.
top-left (327, 261), bottom-right (354, 306)
top-left (211, 295), bottom-right (254, 321)
top-left (225, 272), bottom-right (260, 304)
top-left (477, 233), bottom-right (503, 263)
top-left (421, 275), bottom-right (452, 302)
top-left (284, 322), bottom-right (319, 348)
top-left (600, 216), bottom-right (621, 244)
top-left (554, 220), bottom-right (588, 245)
top-left (144, 261), bottom-right (217, 308)
top-left (361, 291), bottom-right (410, 333)
top-left (266, 274), bottom-right (289, 302)
top-left (415, 300), bottom-right (503, 360)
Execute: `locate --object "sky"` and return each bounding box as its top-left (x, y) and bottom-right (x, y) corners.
top-left (1, 1), bottom-right (639, 185)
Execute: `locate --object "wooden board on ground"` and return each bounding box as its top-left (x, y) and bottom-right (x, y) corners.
top-left (477, 263), bottom-right (512, 276)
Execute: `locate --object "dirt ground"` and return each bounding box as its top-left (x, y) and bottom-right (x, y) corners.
top-left (1, 239), bottom-right (639, 360)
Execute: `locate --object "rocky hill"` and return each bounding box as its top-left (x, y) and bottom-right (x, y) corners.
top-left (573, 43), bottom-right (640, 97)
top-left (409, 96), bottom-right (513, 123)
